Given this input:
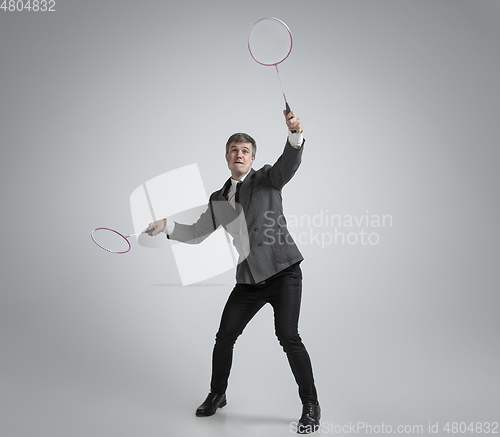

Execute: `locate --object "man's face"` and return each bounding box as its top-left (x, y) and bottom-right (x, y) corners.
top-left (225, 142), bottom-right (255, 179)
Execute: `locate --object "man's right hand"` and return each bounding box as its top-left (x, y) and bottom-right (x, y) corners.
top-left (146, 218), bottom-right (167, 236)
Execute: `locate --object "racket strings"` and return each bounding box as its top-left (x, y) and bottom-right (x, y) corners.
top-left (91, 228), bottom-right (130, 253)
top-left (248, 18), bottom-right (292, 66)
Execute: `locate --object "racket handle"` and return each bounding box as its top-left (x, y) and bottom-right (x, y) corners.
top-left (127, 229), bottom-right (154, 238)
top-left (285, 102), bottom-right (297, 134)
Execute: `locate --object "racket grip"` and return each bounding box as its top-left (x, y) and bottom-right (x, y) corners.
top-left (285, 102), bottom-right (297, 134)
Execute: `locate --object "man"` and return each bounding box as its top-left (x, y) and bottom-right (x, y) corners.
top-left (147, 110), bottom-right (320, 434)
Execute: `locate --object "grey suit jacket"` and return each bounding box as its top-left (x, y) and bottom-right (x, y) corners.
top-left (169, 139), bottom-right (304, 284)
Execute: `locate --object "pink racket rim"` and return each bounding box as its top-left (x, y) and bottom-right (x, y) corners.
top-left (248, 17), bottom-right (293, 67)
top-left (91, 227), bottom-right (131, 254)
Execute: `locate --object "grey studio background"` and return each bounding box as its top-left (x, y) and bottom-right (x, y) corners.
top-left (1, 1), bottom-right (499, 436)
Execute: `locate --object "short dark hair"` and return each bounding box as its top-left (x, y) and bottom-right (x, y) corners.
top-left (225, 133), bottom-right (256, 157)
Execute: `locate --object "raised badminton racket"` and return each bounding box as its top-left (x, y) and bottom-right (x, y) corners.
top-left (248, 16), bottom-right (296, 130)
top-left (91, 227), bottom-right (154, 254)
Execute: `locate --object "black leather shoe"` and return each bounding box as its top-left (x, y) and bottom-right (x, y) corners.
top-left (195, 392), bottom-right (227, 417)
top-left (297, 401), bottom-right (321, 434)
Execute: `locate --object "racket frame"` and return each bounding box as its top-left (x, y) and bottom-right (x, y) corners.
top-left (248, 17), bottom-right (293, 67)
top-left (91, 227), bottom-right (132, 254)
top-left (248, 16), bottom-right (296, 126)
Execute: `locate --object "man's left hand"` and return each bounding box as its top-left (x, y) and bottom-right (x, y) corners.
top-left (283, 110), bottom-right (303, 134)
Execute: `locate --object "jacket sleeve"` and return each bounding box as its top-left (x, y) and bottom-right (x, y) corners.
top-left (168, 196), bottom-right (220, 244)
top-left (267, 139), bottom-right (304, 191)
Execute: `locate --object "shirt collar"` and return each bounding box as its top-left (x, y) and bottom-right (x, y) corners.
top-left (231, 169), bottom-right (251, 187)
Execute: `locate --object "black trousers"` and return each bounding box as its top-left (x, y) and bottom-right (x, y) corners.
top-left (210, 262), bottom-right (318, 404)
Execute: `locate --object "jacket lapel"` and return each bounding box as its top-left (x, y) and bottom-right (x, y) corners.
top-left (213, 177), bottom-right (239, 227)
top-left (217, 178), bottom-right (231, 201)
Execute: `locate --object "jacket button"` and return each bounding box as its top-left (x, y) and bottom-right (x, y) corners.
top-left (258, 243), bottom-right (262, 247)
top-left (254, 227), bottom-right (259, 231)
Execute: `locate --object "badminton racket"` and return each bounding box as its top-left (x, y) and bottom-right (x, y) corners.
top-left (91, 227), bottom-right (154, 254)
top-left (248, 16), bottom-right (296, 131)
